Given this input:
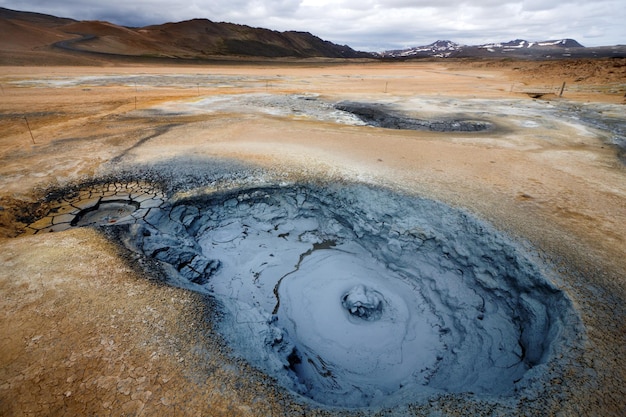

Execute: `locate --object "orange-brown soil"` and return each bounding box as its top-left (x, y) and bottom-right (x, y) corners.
top-left (0, 60), bottom-right (625, 416)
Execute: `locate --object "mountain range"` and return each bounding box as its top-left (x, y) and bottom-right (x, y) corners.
top-left (378, 39), bottom-right (624, 59)
top-left (1, 6), bottom-right (624, 64)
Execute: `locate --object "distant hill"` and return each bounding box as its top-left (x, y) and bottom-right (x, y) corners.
top-left (0, 7), bottom-right (372, 63)
top-left (378, 39), bottom-right (625, 59)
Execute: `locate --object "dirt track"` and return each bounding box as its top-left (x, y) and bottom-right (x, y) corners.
top-left (1, 61), bottom-right (625, 416)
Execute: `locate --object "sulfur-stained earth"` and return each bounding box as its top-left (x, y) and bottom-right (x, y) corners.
top-left (1, 60), bottom-right (625, 416)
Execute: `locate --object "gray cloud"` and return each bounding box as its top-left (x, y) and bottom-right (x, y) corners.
top-left (1, 0), bottom-right (623, 51)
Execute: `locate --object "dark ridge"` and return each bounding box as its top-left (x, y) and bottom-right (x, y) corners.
top-left (0, 7), bottom-right (76, 26)
top-left (0, 7), bottom-right (373, 60)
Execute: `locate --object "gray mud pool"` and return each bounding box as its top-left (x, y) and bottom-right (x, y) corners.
top-left (77, 181), bottom-right (581, 409)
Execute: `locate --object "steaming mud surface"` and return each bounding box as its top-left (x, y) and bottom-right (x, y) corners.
top-left (109, 183), bottom-right (581, 408)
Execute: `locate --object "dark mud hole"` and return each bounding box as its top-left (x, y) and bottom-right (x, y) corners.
top-left (335, 101), bottom-right (493, 132)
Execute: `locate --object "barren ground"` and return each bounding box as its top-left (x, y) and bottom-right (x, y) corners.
top-left (1, 60), bottom-right (625, 416)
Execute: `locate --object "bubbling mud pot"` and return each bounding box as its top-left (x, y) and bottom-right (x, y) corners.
top-left (103, 182), bottom-right (581, 408)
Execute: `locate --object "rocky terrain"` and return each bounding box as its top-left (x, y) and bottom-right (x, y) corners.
top-left (0, 59), bottom-right (624, 415)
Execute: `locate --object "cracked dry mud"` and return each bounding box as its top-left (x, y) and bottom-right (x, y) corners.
top-left (1, 61), bottom-right (625, 416)
top-left (22, 181), bottom-right (166, 234)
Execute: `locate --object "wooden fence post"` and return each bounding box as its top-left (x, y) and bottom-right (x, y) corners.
top-left (24, 117), bottom-right (35, 144)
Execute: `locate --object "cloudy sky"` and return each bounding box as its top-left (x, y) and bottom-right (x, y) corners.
top-left (1, 0), bottom-right (624, 51)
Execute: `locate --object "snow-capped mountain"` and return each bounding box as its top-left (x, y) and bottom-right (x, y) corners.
top-left (379, 40), bottom-right (461, 58)
top-left (378, 38), bottom-right (589, 59)
top-left (478, 38), bottom-right (584, 50)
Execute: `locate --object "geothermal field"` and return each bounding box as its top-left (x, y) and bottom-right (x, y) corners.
top-left (1, 60), bottom-right (625, 416)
